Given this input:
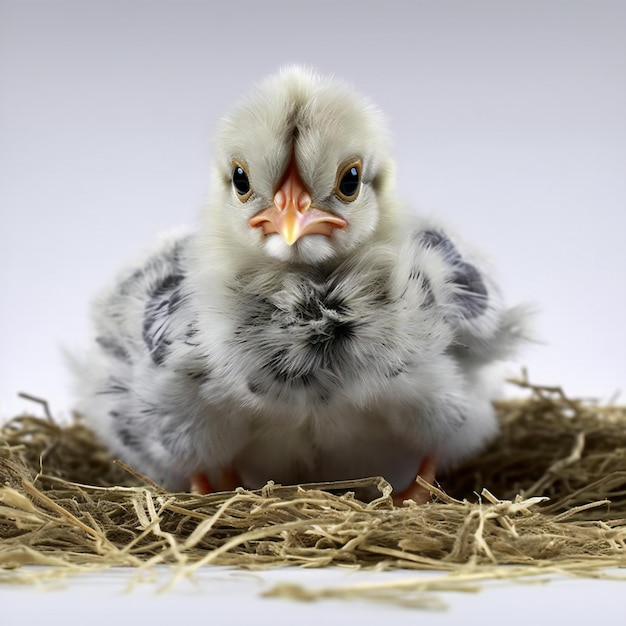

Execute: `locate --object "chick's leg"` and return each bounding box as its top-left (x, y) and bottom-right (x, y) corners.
top-left (190, 467), bottom-right (242, 494)
top-left (392, 456), bottom-right (437, 505)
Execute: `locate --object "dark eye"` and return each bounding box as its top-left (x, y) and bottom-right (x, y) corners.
top-left (232, 162), bottom-right (252, 201)
top-left (335, 159), bottom-right (362, 202)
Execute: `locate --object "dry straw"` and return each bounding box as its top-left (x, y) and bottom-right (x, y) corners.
top-left (1, 377), bottom-right (625, 606)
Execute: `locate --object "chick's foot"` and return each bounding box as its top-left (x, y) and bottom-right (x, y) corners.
top-left (190, 467), bottom-right (242, 494)
top-left (392, 456), bottom-right (437, 506)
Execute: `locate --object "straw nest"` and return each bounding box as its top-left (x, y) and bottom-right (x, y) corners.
top-left (1, 377), bottom-right (625, 606)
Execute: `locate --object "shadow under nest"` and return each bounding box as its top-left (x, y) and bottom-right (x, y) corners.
top-left (1, 378), bottom-right (626, 590)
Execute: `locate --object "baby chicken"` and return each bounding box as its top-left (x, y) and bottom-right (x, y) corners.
top-left (74, 67), bottom-right (528, 503)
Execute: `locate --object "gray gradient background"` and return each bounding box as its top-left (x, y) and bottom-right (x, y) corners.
top-left (2, 2), bottom-right (626, 621)
top-left (1, 1), bottom-right (625, 418)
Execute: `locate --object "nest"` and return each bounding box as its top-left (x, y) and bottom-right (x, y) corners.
top-left (1, 378), bottom-right (625, 606)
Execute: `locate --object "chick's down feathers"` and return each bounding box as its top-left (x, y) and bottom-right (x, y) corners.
top-left (74, 67), bottom-right (529, 502)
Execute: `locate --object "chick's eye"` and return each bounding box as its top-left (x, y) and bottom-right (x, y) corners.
top-left (232, 163), bottom-right (252, 201)
top-left (335, 159), bottom-right (362, 202)
top-left (340, 168), bottom-right (359, 196)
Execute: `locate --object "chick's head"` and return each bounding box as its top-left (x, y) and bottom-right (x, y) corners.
top-left (207, 66), bottom-right (397, 266)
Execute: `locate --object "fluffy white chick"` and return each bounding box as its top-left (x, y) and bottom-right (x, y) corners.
top-left (74, 67), bottom-right (528, 503)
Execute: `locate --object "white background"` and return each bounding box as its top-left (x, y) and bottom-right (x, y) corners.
top-left (1, 1), bottom-right (625, 621)
top-left (3, 566), bottom-right (626, 625)
top-left (1, 0), bottom-right (625, 419)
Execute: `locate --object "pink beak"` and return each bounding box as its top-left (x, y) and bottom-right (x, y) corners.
top-left (248, 158), bottom-right (347, 245)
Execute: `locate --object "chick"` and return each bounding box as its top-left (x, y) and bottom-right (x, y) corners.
top-left (74, 67), bottom-right (528, 503)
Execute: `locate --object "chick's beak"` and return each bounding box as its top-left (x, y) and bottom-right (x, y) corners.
top-left (248, 160), bottom-right (347, 245)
